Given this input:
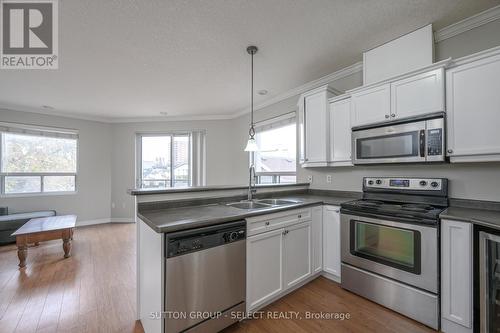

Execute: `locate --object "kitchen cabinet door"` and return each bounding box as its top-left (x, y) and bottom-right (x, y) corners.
top-left (441, 219), bottom-right (473, 332)
top-left (304, 91), bottom-right (329, 164)
top-left (446, 49), bottom-right (500, 162)
top-left (329, 98), bottom-right (353, 166)
top-left (391, 68), bottom-right (444, 120)
top-left (247, 228), bottom-right (284, 311)
top-left (283, 221), bottom-right (312, 289)
top-left (351, 83), bottom-right (390, 127)
top-left (323, 205), bottom-right (341, 280)
top-left (311, 206), bottom-right (323, 274)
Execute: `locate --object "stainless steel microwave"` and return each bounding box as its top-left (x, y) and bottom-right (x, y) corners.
top-left (352, 114), bottom-right (445, 164)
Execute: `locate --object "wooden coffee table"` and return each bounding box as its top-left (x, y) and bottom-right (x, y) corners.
top-left (11, 215), bottom-right (77, 268)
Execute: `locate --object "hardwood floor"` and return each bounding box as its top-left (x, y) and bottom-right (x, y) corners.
top-left (0, 223), bottom-right (142, 333)
top-left (0, 223), bottom-right (436, 333)
top-left (224, 277), bottom-right (436, 333)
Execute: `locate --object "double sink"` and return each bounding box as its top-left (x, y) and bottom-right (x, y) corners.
top-left (225, 198), bottom-right (302, 210)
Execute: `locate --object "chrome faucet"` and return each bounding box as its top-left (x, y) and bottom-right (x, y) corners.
top-left (248, 164), bottom-right (257, 201)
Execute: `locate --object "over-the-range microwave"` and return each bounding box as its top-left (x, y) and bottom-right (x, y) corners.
top-left (352, 113), bottom-right (445, 165)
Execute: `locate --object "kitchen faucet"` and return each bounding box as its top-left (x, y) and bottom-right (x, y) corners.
top-left (248, 164), bottom-right (257, 201)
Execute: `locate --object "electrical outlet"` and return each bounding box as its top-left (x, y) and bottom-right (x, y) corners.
top-left (326, 175), bottom-right (332, 183)
top-left (307, 175), bottom-right (313, 183)
top-left (111, 202), bottom-right (116, 209)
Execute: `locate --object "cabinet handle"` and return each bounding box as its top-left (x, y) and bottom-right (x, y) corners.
top-left (385, 115), bottom-right (390, 119)
top-left (335, 210), bottom-right (340, 213)
top-left (447, 149), bottom-right (453, 154)
top-left (265, 221), bottom-right (270, 226)
top-left (391, 114), bottom-right (396, 118)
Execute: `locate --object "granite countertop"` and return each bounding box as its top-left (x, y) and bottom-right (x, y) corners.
top-left (440, 206), bottom-right (500, 230)
top-left (138, 193), bottom-right (357, 233)
top-left (128, 182), bottom-right (310, 195)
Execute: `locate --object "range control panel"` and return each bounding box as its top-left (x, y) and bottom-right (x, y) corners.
top-left (364, 177), bottom-right (443, 191)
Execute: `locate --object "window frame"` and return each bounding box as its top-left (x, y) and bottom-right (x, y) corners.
top-left (251, 113), bottom-right (297, 185)
top-left (136, 132), bottom-right (192, 189)
top-left (0, 129), bottom-right (79, 197)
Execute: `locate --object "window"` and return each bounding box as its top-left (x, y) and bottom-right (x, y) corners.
top-left (137, 132), bottom-right (205, 189)
top-left (0, 123), bottom-right (78, 195)
top-left (253, 114), bottom-right (296, 184)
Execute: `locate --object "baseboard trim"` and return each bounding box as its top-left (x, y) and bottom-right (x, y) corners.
top-left (322, 271), bottom-right (341, 283)
top-left (77, 217), bottom-right (135, 227)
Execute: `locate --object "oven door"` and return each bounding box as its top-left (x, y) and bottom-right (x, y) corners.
top-left (341, 213), bottom-right (438, 293)
top-left (353, 120), bottom-right (426, 164)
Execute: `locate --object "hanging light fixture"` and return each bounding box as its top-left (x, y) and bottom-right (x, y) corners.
top-left (244, 45), bottom-right (259, 152)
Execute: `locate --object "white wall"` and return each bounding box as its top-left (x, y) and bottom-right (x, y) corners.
top-left (231, 18), bottom-right (500, 202)
top-left (110, 119), bottom-right (240, 219)
top-left (2, 17), bottom-right (500, 224)
top-left (0, 109), bottom-right (112, 224)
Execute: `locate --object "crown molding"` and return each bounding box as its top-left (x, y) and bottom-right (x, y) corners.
top-left (3, 6), bottom-right (498, 124)
top-left (108, 114), bottom-right (234, 123)
top-left (231, 61), bottom-right (363, 118)
top-left (434, 5), bottom-right (500, 43)
top-left (0, 104), bottom-right (113, 123)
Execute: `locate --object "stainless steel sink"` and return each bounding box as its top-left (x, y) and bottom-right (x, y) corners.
top-left (226, 201), bottom-right (271, 210)
top-left (226, 198), bottom-right (302, 210)
top-left (256, 199), bottom-right (302, 206)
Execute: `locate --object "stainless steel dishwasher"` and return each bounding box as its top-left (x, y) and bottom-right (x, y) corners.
top-left (165, 220), bottom-right (246, 333)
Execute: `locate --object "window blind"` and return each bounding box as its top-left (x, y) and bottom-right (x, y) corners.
top-left (0, 122), bottom-right (79, 140)
top-left (255, 112), bottom-right (296, 133)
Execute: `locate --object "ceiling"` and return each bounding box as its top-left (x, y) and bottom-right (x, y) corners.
top-left (0, 0), bottom-right (498, 122)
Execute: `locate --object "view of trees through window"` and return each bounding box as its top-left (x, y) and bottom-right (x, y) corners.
top-left (0, 132), bottom-right (77, 194)
top-left (140, 134), bottom-right (190, 188)
top-left (254, 122), bottom-right (297, 184)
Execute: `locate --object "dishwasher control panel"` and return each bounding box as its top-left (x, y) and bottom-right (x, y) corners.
top-left (166, 220), bottom-right (246, 258)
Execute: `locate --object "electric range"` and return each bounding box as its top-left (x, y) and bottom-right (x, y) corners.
top-left (340, 176), bottom-right (448, 330)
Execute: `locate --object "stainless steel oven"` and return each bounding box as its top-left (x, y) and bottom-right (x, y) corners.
top-left (352, 114), bottom-right (445, 164)
top-left (341, 213), bottom-right (438, 293)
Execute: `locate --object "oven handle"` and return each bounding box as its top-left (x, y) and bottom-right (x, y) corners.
top-left (341, 213), bottom-right (437, 234)
top-left (419, 130), bottom-right (426, 158)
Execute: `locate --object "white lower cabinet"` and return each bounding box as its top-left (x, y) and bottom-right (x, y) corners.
top-left (246, 207), bottom-right (318, 311)
top-left (283, 221), bottom-right (312, 289)
top-left (311, 206), bottom-right (323, 273)
top-left (322, 205), bottom-right (341, 280)
top-left (247, 228), bottom-right (284, 311)
top-left (441, 219), bottom-right (473, 333)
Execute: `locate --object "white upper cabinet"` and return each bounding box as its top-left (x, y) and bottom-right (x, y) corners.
top-left (349, 63), bottom-right (448, 128)
top-left (446, 47), bottom-right (500, 162)
top-left (329, 97), bottom-right (353, 166)
top-left (351, 83), bottom-right (391, 127)
top-left (298, 85), bottom-right (340, 166)
top-left (391, 68), bottom-right (445, 119)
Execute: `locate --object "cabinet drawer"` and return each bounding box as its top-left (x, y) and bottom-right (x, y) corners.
top-left (246, 208), bottom-right (312, 236)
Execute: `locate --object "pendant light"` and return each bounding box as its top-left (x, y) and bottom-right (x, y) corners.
top-left (244, 45), bottom-right (259, 152)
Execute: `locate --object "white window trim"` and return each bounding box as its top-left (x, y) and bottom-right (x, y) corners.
top-left (0, 123), bottom-right (79, 197)
top-left (136, 131), bottom-right (206, 189)
top-left (251, 112), bottom-right (297, 184)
